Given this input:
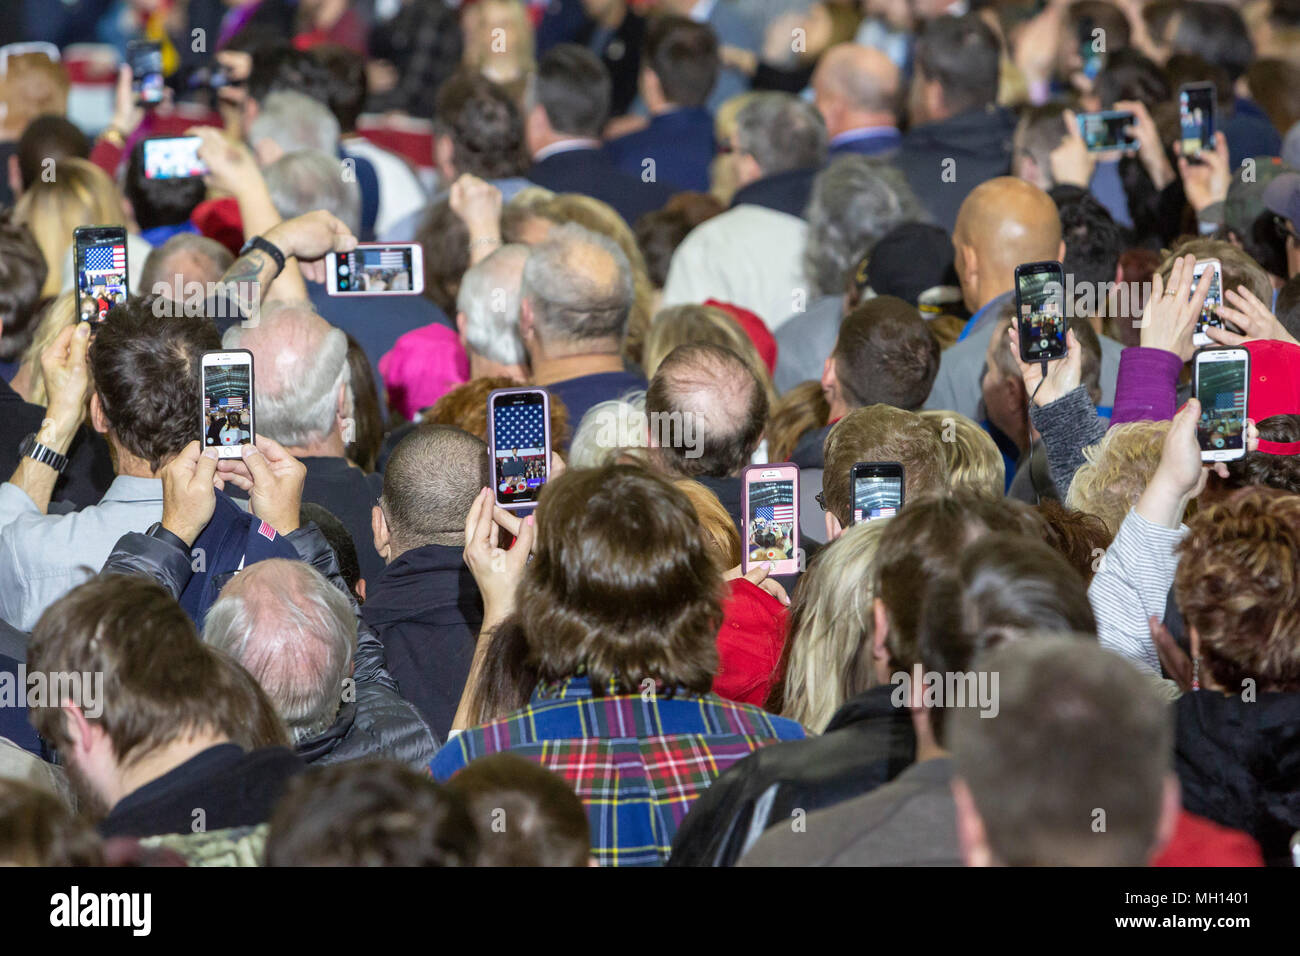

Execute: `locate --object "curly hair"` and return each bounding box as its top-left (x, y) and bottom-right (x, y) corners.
top-left (424, 376), bottom-right (571, 449)
top-left (1036, 499), bottom-right (1114, 584)
top-left (1065, 420), bottom-right (1170, 535)
top-left (1175, 487), bottom-right (1300, 692)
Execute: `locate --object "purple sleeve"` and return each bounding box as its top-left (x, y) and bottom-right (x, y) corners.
top-left (1108, 347), bottom-right (1184, 426)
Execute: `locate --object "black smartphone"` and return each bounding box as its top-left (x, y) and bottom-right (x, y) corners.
top-left (1077, 110), bottom-right (1138, 152)
top-left (488, 387), bottom-right (552, 509)
top-left (851, 461), bottom-right (904, 524)
top-left (1015, 260), bottom-right (1068, 363)
top-left (73, 226), bottom-right (129, 325)
top-left (1179, 82), bottom-right (1216, 161)
top-left (201, 350), bottom-right (256, 458)
top-left (1193, 347), bottom-right (1249, 463)
top-left (127, 40), bottom-right (164, 107)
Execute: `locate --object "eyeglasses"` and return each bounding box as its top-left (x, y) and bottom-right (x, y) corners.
top-left (815, 491), bottom-right (827, 512)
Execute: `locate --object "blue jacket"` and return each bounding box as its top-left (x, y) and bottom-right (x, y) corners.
top-left (605, 108), bottom-right (716, 193)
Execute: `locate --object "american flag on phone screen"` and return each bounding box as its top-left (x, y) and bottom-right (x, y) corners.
top-left (377, 249), bottom-right (407, 268)
top-left (84, 245), bottom-right (126, 273)
top-left (755, 503), bottom-right (794, 523)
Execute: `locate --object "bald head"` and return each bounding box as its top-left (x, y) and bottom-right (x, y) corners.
top-left (222, 301), bottom-right (351, 447)
top-left (204, 559), bottom-right (357, 744)
top-left (953, 177), bottom-right (1063, 313)
top-left (381, 424), bottom-right (490, 555)
top-left (646, 343), bottom-right (768, 479)
top-left (520, 223), bottom-right (633, 354)
top-left (812, 43), bottom-right (900, 138)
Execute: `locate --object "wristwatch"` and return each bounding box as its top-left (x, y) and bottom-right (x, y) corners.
top-left (144, 522), bottom-right (191, 552)
top-left (18, 433), bottom-right (68, 474)
top-left (238, 234), bottom-right (287, 279)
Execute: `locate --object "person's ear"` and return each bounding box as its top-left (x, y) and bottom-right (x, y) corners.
top-left (820, 355), bottom-right (837, 393)
top-left (872, 596), bottom-right (891, 672)
top-left (951, 777), bottom-right (994, 867)
top-left (63, 703), bottom-right (98, 760)
top-left (1057, 239), bottom-right (1067, 262)
top-left (456, 310), bottom-right (468, 343)
top-left (252, 137), bottom-right (284, 167)
top-left (959, 241), bottom-right (978, 291)
top-left (434, 134), bottom-right (456, 179)
top-left (372, 504), bottom-right (390, 562)
top-left (89, 391), bottom-right (110, 435)
top-left (7, 153), bottom-right (21, 199)
top-left (824, 510), bottom-right (843, 541)
top-left (519, 299), bottom-right (536, 343)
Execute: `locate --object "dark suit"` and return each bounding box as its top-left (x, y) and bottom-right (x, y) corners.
top-left (828, 126), bottom-right (902, 158)
top-left (528, 146), bottom-right (673, 225)
top-left (729, 165), bottom-right (820, 219)
top-left (605, 108), bottom-right (716, 193)
top-left (894, 105), bottom-right (1016, 232)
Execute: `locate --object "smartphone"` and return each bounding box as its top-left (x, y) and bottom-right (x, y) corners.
top-left (1191, 258), bottom-right (1227, 347)
top-left (127, 40), bottom-right (165, 106)
top-left (488, 388), bottom-right (552, 510)
top-left (851, 462), bottom-right (904, 524)
top-left (201, 350), bottom-right (255, 459)
top-left (1179, 82), bottom-right (1216, 161)
top-left (326, 244), bottom-right (424, 295)
top-left (1078, 17), bottom-right (1104, 82)
top-left (1193, 347), bottom-right (1249, 462)
top-left (741, 463), bottom-right (800, 576)
top-left (1015, 260), bottom-right (1068, 363)
top-left (1077, 110), bottom-right (1138, 152)
top-left (143, 136), bottom-right (208, 180)
top-left (73, 226), bottom-right (129, 325)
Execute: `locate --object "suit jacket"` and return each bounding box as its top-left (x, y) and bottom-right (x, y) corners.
top-left (828, 126), bottom-right (902, 158)
top-left (605, 108), bottom-right (716, 193)
top-left (895, 105), bottom-right (1016, 232)
top-left (528, 147), bottom-right (673, 225)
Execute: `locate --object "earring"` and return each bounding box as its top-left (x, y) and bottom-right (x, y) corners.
top-left (1192, 656), bottom-right (1200, 691)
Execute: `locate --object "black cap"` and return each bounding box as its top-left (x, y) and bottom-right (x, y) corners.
top-left (859, 222), bottom-right (960, 308)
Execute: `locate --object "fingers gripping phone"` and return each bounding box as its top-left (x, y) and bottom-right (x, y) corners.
top-left (74, 226), bottom-right (129, 325)
top-left (489, 388), bottom-right (552, 509)
top-left (1179, 82), bottom-right (1216, 161)
top-left (128, 40), bottom-right (165, 106)
top-left (326, 244), bottom-right (424, 295)
top-left (851, 462), bottom-right (904, 524)
top-left (201, 350), bottom-right (256, 459)
top-left (742, 463), bottom-right (800, 576)
top-left (1015, 261), bottom-right (1068, 363)
top-left (1193, 347), bottom-right (1249, 462)
top-left (1077, 110), bottom-right (1138, 152)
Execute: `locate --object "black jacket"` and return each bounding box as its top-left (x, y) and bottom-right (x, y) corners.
top-left (294, 684), bottom-right (439, 769)
top-left (528, 147), bottom-right (673, 227)
top-left (1175, 689), bottom-right (1300, 866)
top-left (667, 684), bottom-right (915, 866)
top-left (895, 105), bottom-right (1016, 232)
top-left (730, 166), bottom-right (820, 220)
top-left (361, 543), bottom-right (482, 741)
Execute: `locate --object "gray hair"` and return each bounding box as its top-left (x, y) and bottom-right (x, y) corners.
top-left (456, 243), bottom-right (529, 365)
top-left (264, 149), bottom-right (362, 236)
top-left (520, 223), bottom-right (634, 345)
top-left (203, 559), bottom-right (357, 744)
top-left (734, 92), bottom-right (827, 176)
top-left (803, 155), bottom-right (927, 297)
top-left (247, 91), bottom-right (340, 157)
top-left (223, 301), bottom-right (353, 447)
top-left (140, 233), bottom-right (234, 297)
top-left (569, 390), bottom-right (648, 469)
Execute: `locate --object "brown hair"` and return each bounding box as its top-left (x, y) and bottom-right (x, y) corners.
top-left (424, 376), bottom-right (571, 450)
top-left (832, 296), bottom-right (940, 412)
top-left (673, 478), bottom-right (742, 570)
top-left (918, 409), bottom-right (1005, 498)
top-left (1036, 499), bottom-right (1114, 585)
top-left (0, 779), bottom-right (102, 866)
top-left (1176, 487), bottom-right (1300, 691)
top-left (822, 405), bottom-right (948, 527)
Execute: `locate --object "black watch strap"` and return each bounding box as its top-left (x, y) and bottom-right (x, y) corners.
top-left (239, 235), bottom-right (286, 279)
top-left (18, 433), bottom-right (68, 474)
top-left (145, 522), bottom-right (191, 553)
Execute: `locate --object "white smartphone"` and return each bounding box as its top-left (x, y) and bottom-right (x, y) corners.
top-left (742, 463), bottom-right (800, 576)
top-left (143, 136), bottom-right (208, 180)
top-left (1191, 258), bottom-right (1224, 347)
top-left (325, 243), bottom-right (424, 295)
top-left (488, 387), bottom-right (552, 510)
top-left (1193, 347), bottom-right (1249, 462)
top-left (201, 350), bottom-right (255, 459)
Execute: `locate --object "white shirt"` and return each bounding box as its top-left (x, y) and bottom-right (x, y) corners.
top-left (660, 204), bottom-right (810, 330)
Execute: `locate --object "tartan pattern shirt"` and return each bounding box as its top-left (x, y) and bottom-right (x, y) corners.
top-left (430, 675), bottom-right (806, 866)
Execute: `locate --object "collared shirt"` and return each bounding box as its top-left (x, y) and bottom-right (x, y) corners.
top-left (0, 475), bottom-right (163, 630)
top-left (430, 674), bottom-right (806, 866)
top-left (532, 139), bottom-right (603, 163)
top-left (828, 125), bottom-right (902, 152)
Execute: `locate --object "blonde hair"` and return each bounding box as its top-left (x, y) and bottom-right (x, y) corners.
top-left (779, 520), bottom-right (886, 732)
top-left (642, 304), bottom-right (777, 410)
top-left (710, 92), bottom-right (760, 205)
top-left (14, 159), bottom-right (128, 298)
top-left (1066, 420), bottom-right (1171, 535)
top-left (0, 53), bottom-right (69, 136)
top-left (462, 0), bottom-right (536, 99)
top-left (919, 409), bottom-right (1006, 498)
top-left (673, 478), bottom-right (742, 571)
top-left (17, 292), bottom-right (77, 407)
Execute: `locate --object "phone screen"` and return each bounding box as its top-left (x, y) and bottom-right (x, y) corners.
top-left (333, 246), bottom-right (415, 293)
top-left (203, 360), bottom-right (253, 453)
top-left (1016, 265), bottom-right (1067, 362)
top-left (746, 479), bottom-right (797, 566)
top-left (1180, 85), bottom-right (1215, 158)
top-left (1078, 111), bottom-right (1135, 152)
top-left (853, 474), bottom-right (902, 523)
top-left (144, 137), bottom-right (208, 180)
top-left (129, 42), bottom-right (164, 105)
top-left (492, 391), bottom-right (550, 506)
top-left (1195, 356), bottom-right (1247, 456)
top-left (75, 230), bottom-right (128, 324)
top-left (1191, 261), bottom-right (1223, 342)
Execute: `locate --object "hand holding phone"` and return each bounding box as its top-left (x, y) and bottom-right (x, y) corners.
top-left (1015, 261), bottom-right (1068, 363)
top-left (1179, 82), bottom-right (1216, 162)
top-left (489, 388), bottom-right (552, 509)
top-left (1190, 258), bottom-right (1234, 347)
top-left (1193, 347), bottom-right (1249, 462)
top-left (201, 350), bottom-right (256, 459)
top-left (851, 462), bottom-right (903, 524)
top-left (1077, 111), bottom-right (1138, 153)
top-left (127, 40), bottom-right (164, 107)
top-left (742, 463), bottom-right (800, 575)
top-left (326, 244), bottom-right (424, 295)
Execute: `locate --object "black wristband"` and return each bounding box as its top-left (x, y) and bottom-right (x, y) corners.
top-left (239, 235), bottom-right (287, 279)
top-left (144, 522), bottom-right (191, 553)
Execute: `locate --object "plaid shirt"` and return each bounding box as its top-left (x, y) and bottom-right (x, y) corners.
top-left (431, 675), bottom-right (806, 866)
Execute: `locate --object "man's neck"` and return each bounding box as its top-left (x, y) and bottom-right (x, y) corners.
top-left (834, 113), bottom-right (897, 137)
top-left (470, 354), bottom-right (529, 383)
top-left (974, 284), bottom-right (1013, 317)
top-left (530, 350), bottom-right (625, 387)
top-left (287, 431), bottom-right (346, 459)
top-left (110, 729), bottom-right (232, 809)
top-left (531, 133), bottom-right (601, 161)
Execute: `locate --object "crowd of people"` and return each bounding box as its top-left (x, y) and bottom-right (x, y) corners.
top-left (1, 0), bottom-right (1300, 871)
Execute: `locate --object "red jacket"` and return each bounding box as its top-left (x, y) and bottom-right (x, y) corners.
top-left (1153, 811), bottom-right (1264, 867)
top-left (713, 578), bottom-right (787, 707)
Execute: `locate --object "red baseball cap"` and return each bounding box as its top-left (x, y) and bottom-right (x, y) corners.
top-left (703, 299), bottom-right (778, 375)
top-left (1244, 339), bottom-right (1300, 455)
